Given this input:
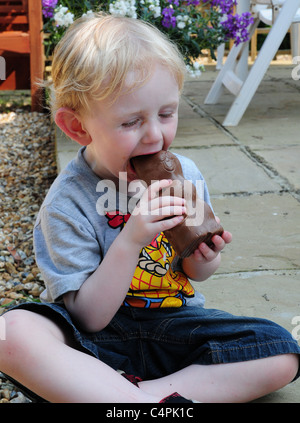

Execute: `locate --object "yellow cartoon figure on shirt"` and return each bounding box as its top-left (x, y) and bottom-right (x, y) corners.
top-left (124, 232), bottom-right (195, 308)
top-left (105, 211), bottom-right (194, 308)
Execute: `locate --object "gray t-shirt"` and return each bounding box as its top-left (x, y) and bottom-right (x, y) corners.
top-left (34, 147), bottom-right (211, 306)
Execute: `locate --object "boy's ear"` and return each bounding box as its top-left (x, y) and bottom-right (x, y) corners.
top-left (55, 107), bottom-right (92, 146)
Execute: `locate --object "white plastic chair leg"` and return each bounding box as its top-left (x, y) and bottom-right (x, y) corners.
top-left (223, 0), bottom-right (300, 126)
top-left (204, 17), bottom-right (260, 104)
top-left (216, 44), bottom-right (225, 70)
top-left (291, 22), bottom-right (300, 57)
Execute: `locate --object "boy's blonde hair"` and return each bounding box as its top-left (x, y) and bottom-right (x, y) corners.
top-left (49, 12), bottom-right (186, 116)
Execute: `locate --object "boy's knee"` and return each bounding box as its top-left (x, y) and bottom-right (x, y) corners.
top-left (0, 309), bottom-right (67, 358)
top-left (0, 309), bottom-right (68, 380)
top-left (0, 310), bottom-right (33, 355)
top-left (0, 309), bottom-right (50, 369)
top-left (274, 354), bottom-right (299, 386)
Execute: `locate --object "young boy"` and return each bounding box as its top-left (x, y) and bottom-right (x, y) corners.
top-left (1, 13), bottom-right (299, 403)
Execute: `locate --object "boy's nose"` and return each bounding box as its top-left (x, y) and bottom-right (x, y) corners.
top-left (141, 121), bottom-right (162, 145)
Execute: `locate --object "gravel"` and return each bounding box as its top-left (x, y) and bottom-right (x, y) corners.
top-left (0, 108), bottom-right (57, 402)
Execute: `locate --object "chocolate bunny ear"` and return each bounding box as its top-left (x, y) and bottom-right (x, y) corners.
top-left (131, 151), bottom-right (223, 258)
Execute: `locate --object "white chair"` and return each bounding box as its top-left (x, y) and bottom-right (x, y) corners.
top-left (204, 0), bottom-right (300, 126)
top-left (259, 5), bottom-right (300, 56)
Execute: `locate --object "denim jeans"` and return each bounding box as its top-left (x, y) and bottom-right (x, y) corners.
top-left (13, 301), bottom-right (300, 381)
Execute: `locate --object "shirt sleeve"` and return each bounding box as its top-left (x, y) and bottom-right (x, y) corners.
top-left (34, 205), bottom-right (102, 303)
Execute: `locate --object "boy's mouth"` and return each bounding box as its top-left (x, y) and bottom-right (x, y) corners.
top-left (128, 150), bottom-right (164, 182)
top-left (129, 158), bottom-right (136, 172)
top-left (130, 151), bottom-right (163, 169)
top-left (128, 158), bottom-right (137, 175)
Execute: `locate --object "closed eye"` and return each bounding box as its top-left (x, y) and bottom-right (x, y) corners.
top-left (121, 119), bottom-right (140, 128)
top-left (159, 112), bottom-right (174, 119)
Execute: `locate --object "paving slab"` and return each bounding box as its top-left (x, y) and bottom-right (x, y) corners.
top-left (176, 87), bottom-right (220, 141)
top-left (185, 80), bottom-right (299, 122)
top-left (193, 271), bottom-right (300, 403)
top-left (253, 146), bottom-right (300, 191)
top-left (263, 63), bottom-right (297, 81)
top-left (173, 116), bottom-right (234, 147)
top-left (209, 193), bottom-right (300, 273)
top-left (231, 120), bottom-right (300, 151)
top-left (183, 65), bottom-right (300, 151)
top-left (171, 146), bottom-right (281, 195)
top-left (228, 90), bottom-right (300, 151)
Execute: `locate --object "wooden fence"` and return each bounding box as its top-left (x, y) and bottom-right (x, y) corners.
top-left (0, 0), bottom-right (44, 111)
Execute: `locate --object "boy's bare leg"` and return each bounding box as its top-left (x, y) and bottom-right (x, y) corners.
top-left (139, 355), bottom-right (299, 403)
top-left (0, 310), bottom-right (160, 403)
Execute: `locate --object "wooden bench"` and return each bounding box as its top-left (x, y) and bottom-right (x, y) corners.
top-left (0, 0), bottom-right (44, 111)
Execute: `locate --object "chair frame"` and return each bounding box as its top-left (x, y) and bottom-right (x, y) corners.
top-left (205, 0), bottom-right (300, 126)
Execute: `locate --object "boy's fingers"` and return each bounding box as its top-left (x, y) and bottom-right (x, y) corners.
top-left (158, 214), bottom-right (185, 231)
top-left (147, 179), bottom-right (173, 200)
top-left (222, 230), bottom-right (232, 244)
top-left (150, 195), bottom-right (185, 211)
top-left (151, 205), bottom-right (186, 218)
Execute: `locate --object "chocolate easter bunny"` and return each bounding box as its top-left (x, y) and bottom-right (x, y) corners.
top-left (131, 150), bottom-right (223, 258)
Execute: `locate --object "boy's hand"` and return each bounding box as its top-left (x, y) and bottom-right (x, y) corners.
top-left (192, 217), bottom-right (232, 264)
top-left (123, 179), bottom-right (186, 250)
top-left (193, 232), bottom-right (232, 263)
top-left (182, 217), bottom-right (232, 281)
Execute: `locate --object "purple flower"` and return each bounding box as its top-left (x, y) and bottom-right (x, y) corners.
top-left (216, 0), bottom-right (236, 14)
top-left (221, 12), bottom-right (254, 45)
top-left (187, 0), bottom-right (200, 5)
top-left (42, 0), bottom-right (58, 18)
top-left (167, 0), bottom-right (180, 6)
top-left (162, 7), bottom-right (177, 29)
top-left (202, 0), bottom-right (236, 14)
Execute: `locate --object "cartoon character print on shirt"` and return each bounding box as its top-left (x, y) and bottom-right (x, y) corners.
top-left (105, 211), bottom-right (130, 229)
top-left (105, 211), bottom-right (195, 308)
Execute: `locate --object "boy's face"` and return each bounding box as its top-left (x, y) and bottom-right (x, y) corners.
top-left (81, 65), bottom-right (180, 184)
